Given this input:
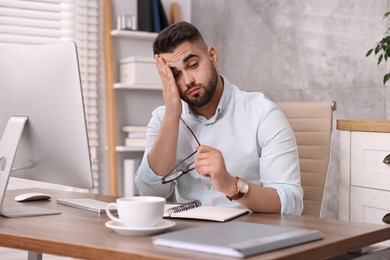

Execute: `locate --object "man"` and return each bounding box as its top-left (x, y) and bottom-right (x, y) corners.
top-left (135, 21), bottom-right (303, 215)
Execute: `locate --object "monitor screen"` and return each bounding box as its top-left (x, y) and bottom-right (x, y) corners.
top-left (0, 42), bottom-right (94, 216)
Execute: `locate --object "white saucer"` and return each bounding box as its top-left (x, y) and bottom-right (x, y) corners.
top-left (105, 219), bottom-right (176, 236)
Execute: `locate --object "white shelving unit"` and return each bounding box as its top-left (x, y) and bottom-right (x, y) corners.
top-left (111, 29), bottom-right (157, 40)
top-left (105, 0), bottom-right (191, 195)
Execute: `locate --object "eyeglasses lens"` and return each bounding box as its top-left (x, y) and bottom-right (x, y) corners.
top-left (383, 213), bottom-right (390, 224)
top-left (164, 170), bottom-right (184, 183)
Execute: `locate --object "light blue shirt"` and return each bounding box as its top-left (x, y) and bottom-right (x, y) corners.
top-left (135, 76), bottom-right (303, 215)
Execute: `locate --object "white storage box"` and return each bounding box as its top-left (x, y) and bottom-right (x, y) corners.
top-left (119, 56), bottom-right (160, 85)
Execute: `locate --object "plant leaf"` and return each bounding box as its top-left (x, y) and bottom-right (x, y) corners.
top-left (385, 49), bottom-right (390, 60)
top-left (375, 44), bottom-right (381, 55)
top-left (384, 11), bottom-right (390, 19)
top-left (384, 36), bottom-right (390, 46)
top-left (378, 53), bottom-right (384, 64)
top-left (366, 48), bottom-right (373, 57)
top-left (384, 73), bottom-right (390, 85)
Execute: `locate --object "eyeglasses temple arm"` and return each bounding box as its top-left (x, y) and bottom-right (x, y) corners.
top-left (180, 118), bottom-right (201, 146)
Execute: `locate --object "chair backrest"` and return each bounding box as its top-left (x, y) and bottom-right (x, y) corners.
top-left (276, 101), bottom-right (335, 217)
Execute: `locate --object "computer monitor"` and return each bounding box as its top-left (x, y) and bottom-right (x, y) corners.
top-left (0, 42), bottom-right (94, 217)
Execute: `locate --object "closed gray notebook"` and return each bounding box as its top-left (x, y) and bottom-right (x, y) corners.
top-left (153, 221), bottom-right (324, 258)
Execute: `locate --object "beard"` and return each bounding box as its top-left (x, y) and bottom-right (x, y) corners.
top-left (181, 63), bottom-right (218, 108)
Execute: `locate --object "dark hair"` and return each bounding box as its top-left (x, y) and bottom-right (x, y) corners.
top-left (153, 21), bottom-right (206, 55)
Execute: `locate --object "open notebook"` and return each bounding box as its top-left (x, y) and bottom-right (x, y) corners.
top-left (164, 200), bottom-right (250, 222)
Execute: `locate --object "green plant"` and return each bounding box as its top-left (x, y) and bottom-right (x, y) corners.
top-left (366, 11), bottom-right (390, 85)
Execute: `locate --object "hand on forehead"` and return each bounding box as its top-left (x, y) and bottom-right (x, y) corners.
top-left (159, 42), bottom-right (204, 67)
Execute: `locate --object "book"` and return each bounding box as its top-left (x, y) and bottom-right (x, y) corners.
top-left (164, 200), bottom-right (249, 222)
top-left (126, 131), bottom-right (146, 139)
top-left (122, 125), bottom-right (147, 147)
top-left (137, 0), bottom-right (154, 32)
top-left (122, 125), bottom-right (147, 133)
top-left (158, 0), bottom-right (169, 29)
top-left (125, 138), bottom-right (146, 147)
top-left (153, 221), bottom-right (324, 258)
top-left (152, 0), bottom-right (161, 32)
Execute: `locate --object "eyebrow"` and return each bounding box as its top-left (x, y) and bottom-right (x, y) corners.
top-left (182, 53), bottom-right (198, 63)
top-left (169, 53), bottom-right (199, 71)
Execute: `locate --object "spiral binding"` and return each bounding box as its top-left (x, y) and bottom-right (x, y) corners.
top-left (166, 200), bottom-right (202, 215)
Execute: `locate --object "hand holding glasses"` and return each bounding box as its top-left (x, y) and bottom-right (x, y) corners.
top-left (161, 119), bottom-right (200, 184)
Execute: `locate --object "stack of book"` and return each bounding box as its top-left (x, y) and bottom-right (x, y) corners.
top-left (122, 125), bottom-right (147, 147)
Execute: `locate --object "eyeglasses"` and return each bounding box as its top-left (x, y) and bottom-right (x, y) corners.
top-left (161, 118), bottom-right (200, 184)
top-left (383, 213), bottom-right (390, 224)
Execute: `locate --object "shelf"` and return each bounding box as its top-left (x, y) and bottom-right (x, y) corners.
top-left (116, 146), bottom-right (145, 152)
top-left (105, 0), bottom-right (192, 196)
top-left (111, 30), bottom-right (157, 40)
top-left (114, 83), bottom-right (161, 90)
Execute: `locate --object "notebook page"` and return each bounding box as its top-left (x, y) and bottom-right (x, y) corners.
top-left (164, 204), bottom-right (249, 222)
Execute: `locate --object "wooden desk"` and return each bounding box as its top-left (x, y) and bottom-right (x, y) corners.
top-left (1, 188), bottom-right (390, 260)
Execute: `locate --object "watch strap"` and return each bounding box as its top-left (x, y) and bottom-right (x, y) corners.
top-left (226, 177), bottom-right (245, 201)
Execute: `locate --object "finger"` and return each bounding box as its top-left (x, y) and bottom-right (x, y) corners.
top-left (155, 56), bottom-right (176, 95)
top-left (155, 56), bottom-right (169, 88)
top-left (196, 145), bottom-right (211, 156)
top-left (197, 144), bottom-right (210, 151)
top-left (196, 148), bottom-right (215, 162)
top-left (154, 54), bottom-right (165, 74)
top-left (155, 55), bottom-right (171, 78)
top-left (156, 58), bottom-right (176, 88)
top-left (164, 63), bottom-right (175, 85)
top-left (155, 55), bottom-right (173, 83)
top-left (195, 156), bottom-right (212, 175)
top-left (197, 165), bottom-right (211, 177)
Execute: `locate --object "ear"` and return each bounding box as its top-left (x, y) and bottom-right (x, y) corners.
top-left (208, 46), bottom-right (218, 67)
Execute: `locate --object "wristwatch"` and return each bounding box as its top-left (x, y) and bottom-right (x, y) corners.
top-left (226, 177), bottom-right (249, 201)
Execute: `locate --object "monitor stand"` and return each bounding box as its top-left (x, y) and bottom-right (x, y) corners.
top-left (0, 116), bottom-right (60, 217)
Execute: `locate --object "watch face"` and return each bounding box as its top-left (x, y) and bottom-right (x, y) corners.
top-left (237, 179), bottom-right (249, 193)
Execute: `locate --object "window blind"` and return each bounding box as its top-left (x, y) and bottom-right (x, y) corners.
top-left (0, 0), bottom-right (102, 192)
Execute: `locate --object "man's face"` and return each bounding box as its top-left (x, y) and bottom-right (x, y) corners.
top-left (160, 41), bottom-right (218, 107)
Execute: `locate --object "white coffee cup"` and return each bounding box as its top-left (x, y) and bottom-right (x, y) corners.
top-left (105, 196), bottom-right (166, 228)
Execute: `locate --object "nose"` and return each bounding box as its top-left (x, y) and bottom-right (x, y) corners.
top-left (183, 71), bottom-right (195, 86)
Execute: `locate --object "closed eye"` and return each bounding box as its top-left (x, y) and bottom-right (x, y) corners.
top-left (173, 72), bottom-right (181, 79)
top-left (189, 62), bottom-right (198, 69)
